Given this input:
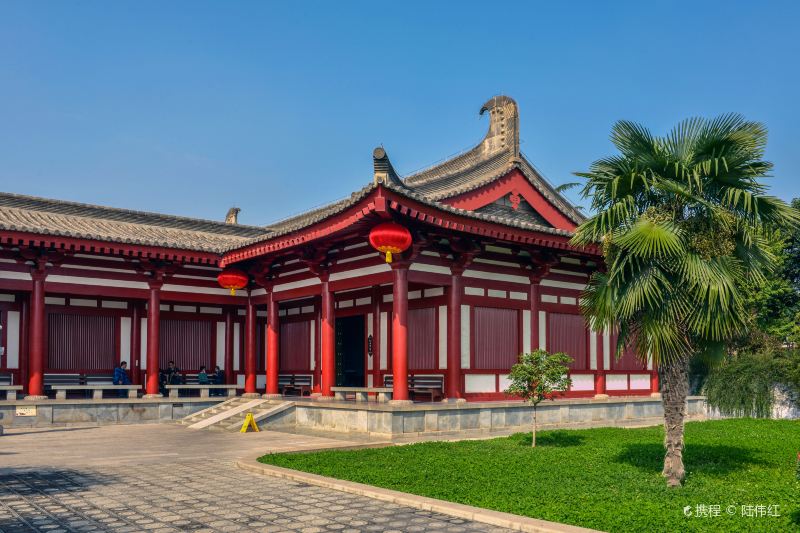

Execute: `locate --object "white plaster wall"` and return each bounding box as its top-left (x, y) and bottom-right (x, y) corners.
top-left (630, 374), bottom-right (650, 389)
top-left (460, 305), bottom-right (470, 369)
top-left (606, 374), bottom-right (628, 390)
top-left (233, 323), bottom-right (241, 371)
top-left (6, 310), bottom-right (19, 369)
top-left (119, 317), bottom-right (131, 366)
top-left (215, 322), bottom-right (225, 366)
top-left (522, 309), bottom-right (531, 353)
top-left (570, 374), bottom-right (595, 391)
top-left (589, 331), bottom-right (597, 370)
top-left (438, 305), bottom-right (447, 369)
top-left (310, 319), bottom-right (316, 370)
top-left (140, 318), bottom-right (148, 370)
top-left (538, 311), bottom-right (547, 349)
top-left (379, 312), bottom-right (388, 370)
top-left (465, 374), bottom-right (495, 393)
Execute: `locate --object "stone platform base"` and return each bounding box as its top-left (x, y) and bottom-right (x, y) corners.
top-left (275, 396), bottom-right (707, 439)
top-left (0, 398), bottom-right (224, 428)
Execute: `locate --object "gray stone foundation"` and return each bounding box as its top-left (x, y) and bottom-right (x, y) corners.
top-left (0, 398), bottom-right (222, 428)
top-left (279, 395), bottom-right (707, 438)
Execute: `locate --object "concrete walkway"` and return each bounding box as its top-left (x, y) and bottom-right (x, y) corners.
top-left (0, 424), bottom-right (511, 532)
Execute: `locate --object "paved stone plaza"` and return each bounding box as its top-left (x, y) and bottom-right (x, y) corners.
top-left (0, 425), bottom-right (510, 533)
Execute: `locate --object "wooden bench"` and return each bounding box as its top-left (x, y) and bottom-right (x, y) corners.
top-left (84, 374), bottom-right (115, 386)
top-left (0, 385), bottom-right (22, 400)
top-left (279, 374), bottom-right (313, 396)
top-left (51, 384), bottom-right (140, 400)
top-left (44, 374), bottom-right (82, 397)
top-left (164, 384), bottom-right (238, 398)
top-left (0, 373), bottom-right (14, 386)
top-left (384, 374), bottom-right (445, 402)
top-left (330, 386), bottom-right (393, 403)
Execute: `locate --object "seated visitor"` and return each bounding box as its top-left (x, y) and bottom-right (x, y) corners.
top-left (159, 361), bottom-right (182, 395)
top-left (113, 361), bottom-right (132, 398)
top-left (198, 365), bottom-right (209, 385)
top-left (212, 365), bottom-right (225, 396)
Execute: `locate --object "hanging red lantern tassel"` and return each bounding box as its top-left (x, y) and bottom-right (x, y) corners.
top-left (369, 222), bottom-right (412, 263)
top-left (217, 268), bottom-right (249, 296)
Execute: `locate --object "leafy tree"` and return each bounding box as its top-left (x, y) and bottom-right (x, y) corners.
top-left (571, 115), bottom-right (798, 486)
top-left (504, 349), bottom-right (572, 447)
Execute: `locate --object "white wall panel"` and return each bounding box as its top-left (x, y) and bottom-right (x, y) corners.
top-left (570, 374), bottom-right (595, 391)
top-left (606, 374), bottom-right (629, 390)
top-left (465, 374), bottom-right (495, 393)
top-left (6, 310), bottom-right (19, 369)
top-left (522, 309), bottom-right (531, 353)
top-left (216, 322), bottom-right (225, 366)
top-left (233, 323), bottom-right (241, 371)
top-left (630, 374), bottom-right (651, 389)
top-left (460, 304), bottom-right (470, 369)
top-left (140, 318), bottom-right (148, 370)
top-left (438, 305), bottom-right (447, 369)
top-left (310, 319), bottom-right (316, 370)
top-left (379, 312), bottom-right (388, 370)
top-left (538, 311), bottom-right (547, 349)
top-left (119, 317), bottom-right (131, 365)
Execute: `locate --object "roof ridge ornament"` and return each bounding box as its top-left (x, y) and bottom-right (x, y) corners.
top-left (225, 207), bottom-right (240, 225)
top-left (479, 95), bottom-right (519, 158)
top-left (372, 146), bottom-right (404, 187)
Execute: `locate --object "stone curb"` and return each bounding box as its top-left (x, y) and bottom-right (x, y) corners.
top-left (236, 455), bottom-right (604, 533)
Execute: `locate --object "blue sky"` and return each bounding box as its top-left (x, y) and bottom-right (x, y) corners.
top-left (1, 1), bottom-right (798, 226)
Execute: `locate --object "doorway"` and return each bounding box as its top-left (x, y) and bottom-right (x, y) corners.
top-left (335, 315), bottom-right (365, 386)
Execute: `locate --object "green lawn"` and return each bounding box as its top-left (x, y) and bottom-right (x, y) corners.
top-left (259, 419), bottom-right (800, 533)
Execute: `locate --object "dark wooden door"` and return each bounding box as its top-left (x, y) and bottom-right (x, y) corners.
top-left (335, 315), bottom-right (365, 386)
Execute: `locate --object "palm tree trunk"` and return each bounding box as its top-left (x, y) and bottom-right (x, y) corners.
top-left (532, 405), bottom-right (537, 447)
top-left (659, 356), bottom-right (689, 487)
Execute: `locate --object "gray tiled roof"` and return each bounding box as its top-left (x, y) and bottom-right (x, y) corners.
top-left (0, 192), bottom-right (269, 253)
top-left (0, 96), bottom-right (585, 256)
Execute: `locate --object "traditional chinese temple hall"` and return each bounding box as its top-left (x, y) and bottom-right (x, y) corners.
top-left (0, 96), bottom-right (675, 433)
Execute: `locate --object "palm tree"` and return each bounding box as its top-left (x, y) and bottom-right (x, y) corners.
top-left (571, 115), bottom-right (798, 487)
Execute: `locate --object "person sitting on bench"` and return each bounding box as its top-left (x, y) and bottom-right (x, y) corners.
top-left (113, 361), bottom-right (132, 398)
top-left (212, 365), bottom-right (225, 396)
top-left (159, 361), bottom-right (183, 395)
top-left (198, 365), bottom-right (209, 385)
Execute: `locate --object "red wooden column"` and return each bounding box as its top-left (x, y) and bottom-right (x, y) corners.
top-left (320, 276), bottom-right (335, 396)
top-left (529, 281), bottom-right (540, 350)
top-left (650, 372), bottom-right (660, 396)
top-left (446, 270), bottom-right (463, 400)
top-left (19, 295), bottom-right (29, 395)
top-left (25, 261), bottom-right (47, 399)
top-left (265, 292), bottom-right (280, 396)
top-left (144, 279), bottom-right (163, 397)
top-left (243, 293), bottom-right (258, 396)
top-left (131, 304), bottom-right (141, 386)
top-left (224, 307), bottom-right (234, 384)
top-left (391, 263), bottom-right (410, 402)
top-left (594, 331), bottom-right (607, 398)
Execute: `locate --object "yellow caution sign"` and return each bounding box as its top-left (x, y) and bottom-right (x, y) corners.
top-left (240, 411), bottom-right (260, 433)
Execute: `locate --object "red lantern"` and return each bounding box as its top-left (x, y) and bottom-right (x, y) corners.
top-left (369, 222), bottom-right (412, 263)
top-left (217, 268), bottom-right (249, 296)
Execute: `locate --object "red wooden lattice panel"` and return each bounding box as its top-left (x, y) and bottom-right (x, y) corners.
top-left (473, 307), bottom-right (519, 370)
top-left (408, 307), bottom-right (436, 370)
top-left (548, 313), bottom-right (588, 370)
top-left (47, 313), bottom-right (117, 370)
top-left (159, 318), bottom-right (212, 372)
